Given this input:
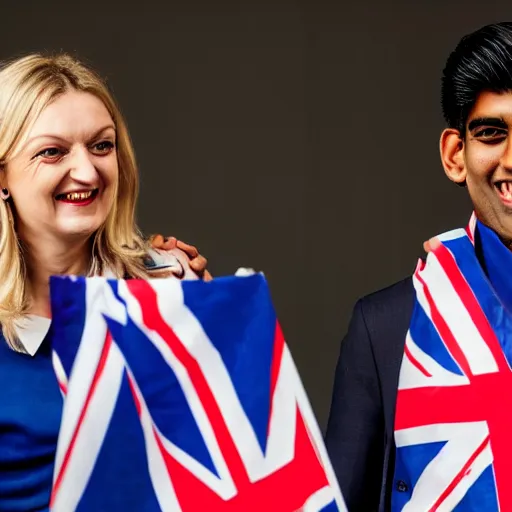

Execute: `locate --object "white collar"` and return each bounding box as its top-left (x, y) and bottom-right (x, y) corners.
top-left (14, 315), bottom-right (52, 356)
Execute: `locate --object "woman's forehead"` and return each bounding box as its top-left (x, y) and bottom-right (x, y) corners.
top-left (27, 90), bottom-right (114, 141)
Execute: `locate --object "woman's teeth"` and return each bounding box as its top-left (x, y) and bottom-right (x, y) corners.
top-left (59, 191), bottom-right (93, 201)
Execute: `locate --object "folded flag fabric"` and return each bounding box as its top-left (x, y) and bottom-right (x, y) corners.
top-left (48, 274), bottom-right (345, 512)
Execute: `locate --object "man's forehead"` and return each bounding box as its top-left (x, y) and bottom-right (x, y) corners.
top-left (468, 90), bottom-right (512, 122)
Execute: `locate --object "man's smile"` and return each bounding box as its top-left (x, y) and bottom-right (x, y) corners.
top-left (494, 180), bottom-right (512, 207)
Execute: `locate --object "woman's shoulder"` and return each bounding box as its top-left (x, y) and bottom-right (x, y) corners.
top-left (143, 247), bottom-right (199, 280)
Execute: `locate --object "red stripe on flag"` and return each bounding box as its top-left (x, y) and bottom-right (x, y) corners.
top-left (465, 226), bottom-right (474, 244)
top-left (58, 380), bottom-right (68, 396)
top-left (50, 332), bottom-right (113, 507)
top-left (404, 343), bottom-right (432, 377)
top-left (466, 215), bottom-right (476, 244)
top-left (414, 270), bottom-right (472, 377)
top-left (126, 280), bottom-right (251, 488)
top-left (127, 374), bottom-right (142, 417)
top-left (428, 435), bottom-right (490, 512)
top-left (270, 323), bottom-right (285, 399)
top-left (155, 408), bottom-right (331, 511)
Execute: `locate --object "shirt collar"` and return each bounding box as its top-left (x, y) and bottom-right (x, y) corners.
top-left (14, 315), bottom-right (52, 356)
top-left (476, 220), bottom-right (512, 312)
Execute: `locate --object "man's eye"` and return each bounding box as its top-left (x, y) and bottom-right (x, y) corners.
top-left (35, 147), bottom-right (62, 159)
top-left (475, 128), bottom-right (506, 139)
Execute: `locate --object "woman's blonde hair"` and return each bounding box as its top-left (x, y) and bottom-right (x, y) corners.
top-left (0, 53), bottom-right (153, 350)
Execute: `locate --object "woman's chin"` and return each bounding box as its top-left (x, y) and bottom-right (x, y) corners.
top-left (55, 219), bottom-right (104, 240)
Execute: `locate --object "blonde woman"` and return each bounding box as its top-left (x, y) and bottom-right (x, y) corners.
top-left (0, 53), bottom-right (209, 510)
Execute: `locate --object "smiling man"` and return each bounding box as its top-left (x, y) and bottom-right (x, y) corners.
top-left (325, 22), bottom-right (512, 512)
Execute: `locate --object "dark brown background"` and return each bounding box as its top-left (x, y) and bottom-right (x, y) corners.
top-left (4, 0), bottom-right (507, 429)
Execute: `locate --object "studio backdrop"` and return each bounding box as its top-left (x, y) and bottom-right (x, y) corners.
top-left (3, 0), bottom-right (505, 428)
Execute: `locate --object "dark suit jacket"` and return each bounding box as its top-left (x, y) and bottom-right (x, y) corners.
top-left (325, 277), bottom-right (416, 512)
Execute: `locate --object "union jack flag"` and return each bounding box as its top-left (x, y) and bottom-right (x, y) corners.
top-left (47, 273), bottom-right (345, 511)
top-left (393, 214), bottom-right (512, 511)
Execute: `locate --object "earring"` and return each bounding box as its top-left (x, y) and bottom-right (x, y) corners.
top-left (1, 188), bottom-right (9, 200)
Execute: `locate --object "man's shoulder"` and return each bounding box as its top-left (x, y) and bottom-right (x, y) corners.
top-left (351, 276), bottom-right (416, 367)
top-left (358, 276), bottom-right (415, 325)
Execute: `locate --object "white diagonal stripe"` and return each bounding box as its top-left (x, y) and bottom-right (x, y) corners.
top-left (414, 251), bottom-right (498, 375)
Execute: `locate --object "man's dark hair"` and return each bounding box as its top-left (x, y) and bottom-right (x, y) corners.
top-left (442, 22), bottom-right (512, 133)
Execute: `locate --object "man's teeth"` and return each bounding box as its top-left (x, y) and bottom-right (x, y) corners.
top-left (64, 191), bottom-right (93, 201)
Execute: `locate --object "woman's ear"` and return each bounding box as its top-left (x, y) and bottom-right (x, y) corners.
top-left (0, 166), bottom-right (10, 200)
top-left (440, 128), bottom-right (466, 187)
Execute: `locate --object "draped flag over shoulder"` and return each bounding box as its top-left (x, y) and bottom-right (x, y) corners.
top-left (392, 214), bottom-right (512, 511)
top-left (48, 274), bottom-right (345, 512)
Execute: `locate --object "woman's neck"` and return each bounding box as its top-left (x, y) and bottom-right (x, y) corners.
top-left (24, 237), bottom-right (91, 318)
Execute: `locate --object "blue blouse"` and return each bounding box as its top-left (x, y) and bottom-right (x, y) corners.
top-left (0, 331), bottom-right (61, 511)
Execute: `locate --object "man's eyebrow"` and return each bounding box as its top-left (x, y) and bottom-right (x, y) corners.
top-left (468, 117), bottom-right (508, 131)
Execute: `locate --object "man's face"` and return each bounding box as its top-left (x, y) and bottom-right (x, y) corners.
top-left (459, 91), bottom-right (512, 242)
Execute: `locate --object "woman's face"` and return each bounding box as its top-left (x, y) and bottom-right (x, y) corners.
top-left (3, 90), bottom-right (118, 245)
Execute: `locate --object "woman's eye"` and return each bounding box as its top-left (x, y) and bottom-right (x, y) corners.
top-left (35, 147), bottom-right (61, 159)
top-left (93, 141), bottom-right (115, 153)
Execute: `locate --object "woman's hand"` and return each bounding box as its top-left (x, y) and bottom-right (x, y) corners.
top-left (149, 235), bottom-right (213, 281)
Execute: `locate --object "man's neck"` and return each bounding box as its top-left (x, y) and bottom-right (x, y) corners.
top-left (23, 234), bottom-right (91, 318)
